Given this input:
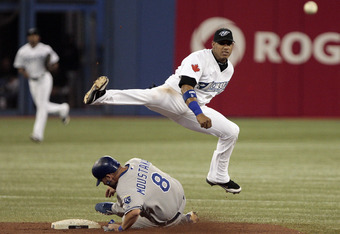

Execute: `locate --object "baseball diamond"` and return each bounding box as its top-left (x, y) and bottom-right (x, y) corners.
top-left (0, 118), bottom-right (339, 233)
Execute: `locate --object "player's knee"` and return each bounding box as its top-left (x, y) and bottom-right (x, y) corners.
top-left (234, 124), bottom-right (240, 138)
top-left (218, 122), bottom-right (239, 141)
top-left (233, 124), bottom-right (240, 140)
top-left (228, 123), bottom-right (240, 141)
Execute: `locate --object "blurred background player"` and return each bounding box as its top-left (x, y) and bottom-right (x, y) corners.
top-left (13, 28), bottom-right (70, 142)
top-left (92, 155), bottom-right (198, 231)
top-left (84, 28), bottom-right (241, 194)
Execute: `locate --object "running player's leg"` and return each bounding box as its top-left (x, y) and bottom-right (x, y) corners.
top-left (29, 79), bottom-right (50, 140)
top-left (47, 102), bottom-right (69, 121)
top-left (38, 73), bottom-right (70, 119)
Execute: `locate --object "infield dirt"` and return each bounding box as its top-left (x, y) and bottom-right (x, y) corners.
top-left (0, 222), bottom-right (301, 233)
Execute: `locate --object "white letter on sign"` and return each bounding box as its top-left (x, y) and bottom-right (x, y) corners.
top-left (254, 32), bottom-right (282, 63)
top-left (281, 32), bottom-right (312, 64)
top-left (314, 32), bottom-right (340, 65)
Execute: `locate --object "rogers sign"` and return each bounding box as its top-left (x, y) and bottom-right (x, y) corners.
top-left (191, 17), bottom-right (340, 66)
top-left (255, 31), bottom-right (340, 65)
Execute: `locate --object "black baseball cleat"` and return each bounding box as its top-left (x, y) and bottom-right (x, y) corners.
top-left (206, 178), bottom-right (241, 194)
top-left (60, 103), bottom-right (70, 125)
top-left (61, 116), bottom-right (70, 125)
top-left (30, 135), bottom-right (42, 143)
top-left (83, 76), bottom-right (109, 104)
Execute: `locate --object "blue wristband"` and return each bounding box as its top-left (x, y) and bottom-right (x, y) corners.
top-left (183, 89), bottom-right (197, 102)
top-left (118, 225), bottom-right (124, 232)
top-left (108, 219), bottom-right (115, 224)
top-left (188, 101), bottom-right (203, 116)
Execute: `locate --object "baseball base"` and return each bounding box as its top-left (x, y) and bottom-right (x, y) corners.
top-left (51, 219), bottom-right (101, 229)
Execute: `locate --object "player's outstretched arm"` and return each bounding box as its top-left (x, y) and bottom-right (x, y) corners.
top-left (107, 209), bottom-right (140, 231)
top-left (181, 84), bottom-right (212, 129)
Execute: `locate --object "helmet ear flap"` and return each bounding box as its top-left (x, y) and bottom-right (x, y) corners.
top-left (92, 156), bottom-right (120, 186)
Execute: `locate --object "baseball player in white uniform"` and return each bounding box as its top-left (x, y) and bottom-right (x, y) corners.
top-left (84, 28), bottom-right (241, 194)
top-left (14, 28), bottom-right (70, 142)
top-left (92, 156), bottom-right (198, 231)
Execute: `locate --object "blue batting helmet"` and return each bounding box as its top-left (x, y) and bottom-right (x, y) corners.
top-left (92, 156), bottom-right (120, 186)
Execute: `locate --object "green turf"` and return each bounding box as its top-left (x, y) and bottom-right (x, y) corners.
top-left (0, 117), bottom-right (339, 233)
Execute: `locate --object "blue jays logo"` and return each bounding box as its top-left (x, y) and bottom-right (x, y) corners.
top-left (124, 196), bottom-right (131, 204)
top-left (197, 81), bottom-right (229, 94)
top-left (219, 30), bottom-right (230, 37)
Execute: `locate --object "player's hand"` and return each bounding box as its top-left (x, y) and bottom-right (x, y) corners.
top-left (18, 68), bottom-right (29, 79)
top-left (105, 187), bottom-right (116, 197)
top-left (103, 219), bottom-right (121, 232)
top-left (196, 114), bottom-right (212, 129)
top-left (107, 223), bottom-right (120, 231)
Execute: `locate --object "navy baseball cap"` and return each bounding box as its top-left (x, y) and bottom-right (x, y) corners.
top-left (213, 28), bottom-right (234, 43)
top-left (27, 28), bottom-right (40, 36)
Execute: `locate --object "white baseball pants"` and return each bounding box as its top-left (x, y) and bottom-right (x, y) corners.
top-left (93, 84), bottom-right (239, 183)
top-left (28, 72), bottom-right (69, 140)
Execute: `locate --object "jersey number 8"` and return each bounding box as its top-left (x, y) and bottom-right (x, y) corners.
top-left (151, 173), bottom-right (170, 192)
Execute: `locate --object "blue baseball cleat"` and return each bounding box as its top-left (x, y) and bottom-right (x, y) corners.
top-left (95, 202), bottom-right (114, 215)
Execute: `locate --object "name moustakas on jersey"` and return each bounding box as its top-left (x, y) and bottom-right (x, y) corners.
top-left (136, 160), bottom-right (151, 195)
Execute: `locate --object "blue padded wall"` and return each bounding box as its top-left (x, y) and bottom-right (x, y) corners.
top-left (103, 0), bottom-right (176, 116)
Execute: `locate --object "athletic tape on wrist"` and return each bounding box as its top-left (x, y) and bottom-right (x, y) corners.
top-left (183, 89), bottom-right (197, 102)
top-left (118, 225), bottom-right (124, 231)
top-left (188, 101), bottom-right (203, 116)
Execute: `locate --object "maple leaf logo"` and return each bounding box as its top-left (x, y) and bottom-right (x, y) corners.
top-left (191, 64), bottom-right (200, 72)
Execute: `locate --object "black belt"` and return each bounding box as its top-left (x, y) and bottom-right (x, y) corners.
top-left (149, 212), bottom-right (181, 226)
